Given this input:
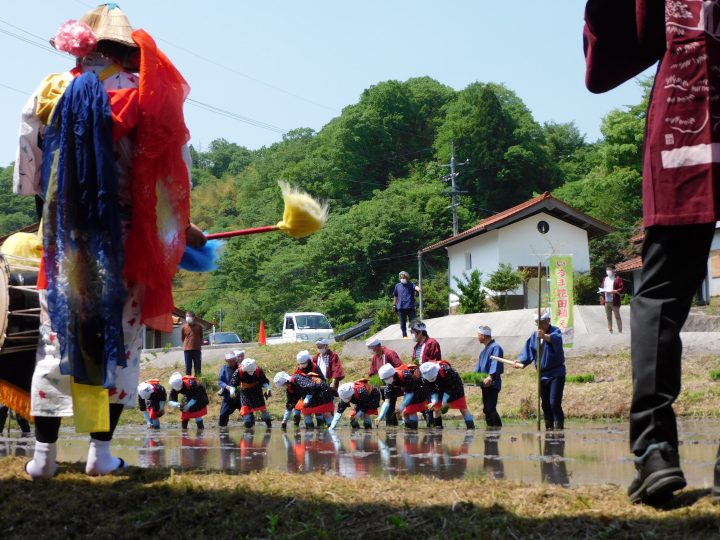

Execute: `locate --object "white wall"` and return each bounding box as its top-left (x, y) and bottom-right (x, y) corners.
top-left (706, 225), bottom-right (720, 298)
top-left (444, 212), bottom-right (591, 308)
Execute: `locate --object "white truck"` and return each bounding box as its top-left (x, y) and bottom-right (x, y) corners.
top-left (267, 312), bottom-right (335, 345)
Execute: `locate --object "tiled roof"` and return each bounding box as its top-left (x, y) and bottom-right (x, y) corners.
top-left (615, 256), bottom-right (642, 273)
top-left (422, 192), bottom-right (613, 253)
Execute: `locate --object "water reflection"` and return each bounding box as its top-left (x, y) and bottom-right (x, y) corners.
top-left (15, 419), bottom-right (716, 487)
top-left (541, 433), bottom-right (569, 486)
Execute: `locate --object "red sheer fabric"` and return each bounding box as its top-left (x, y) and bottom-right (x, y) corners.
top-left (123, 29), bottom-right (190, 331)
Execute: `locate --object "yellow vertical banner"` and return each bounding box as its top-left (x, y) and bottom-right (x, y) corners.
top-left (549, 256), bottom-right (574, 348)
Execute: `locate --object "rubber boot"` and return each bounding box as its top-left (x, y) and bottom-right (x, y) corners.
top-left (264, 417), bottom-right (272, 428)
top-left (422, 410), bottom-right (433, 428)
top-left (386, 412), bottom-right (398, 426)
top-left (434, 416), bottom-right (444, 430)
top-left (465, 418), bottom-right (476, 430)
top-left (555, 421), bottom-right (564, 431)
top-left (293, 414), bottom-right (301, 428)
top-left (316, 416), bottom-right (327, 428)
top-left (545, 422), bottom-right (554, 431)
top-left (350, 418), bottom-right (360, 429)
top-left (196, 419), bottom-right (205, 430)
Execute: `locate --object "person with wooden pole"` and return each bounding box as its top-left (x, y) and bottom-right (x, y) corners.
top-left (513, 309), bottom-right (566, 431)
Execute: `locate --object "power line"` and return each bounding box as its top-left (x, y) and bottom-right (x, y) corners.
top-left (0, 82), bottom-right (27, 95)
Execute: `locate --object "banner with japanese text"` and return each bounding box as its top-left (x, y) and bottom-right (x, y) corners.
top-left (549, 256), bottom-right (574, 348)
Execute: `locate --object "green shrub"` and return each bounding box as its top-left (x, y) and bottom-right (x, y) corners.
top-left (710, 370), bottom-right (720, 381)
top-left (566, 374), bottom-right (595, 383)
top-left (461, 372), bottom-right (489, 385)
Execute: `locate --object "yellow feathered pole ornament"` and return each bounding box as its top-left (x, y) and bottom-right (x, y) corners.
top-left (205, 182), bottom-right (328, 240)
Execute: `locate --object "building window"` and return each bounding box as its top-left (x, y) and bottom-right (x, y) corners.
top-left (464, 252), bottom-right (472, 271)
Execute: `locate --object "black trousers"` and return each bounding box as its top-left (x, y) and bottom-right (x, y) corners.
top-left (630, 223), bottom-right (715, 455)
top-left (218, 399), bottom-right (240, 427)
top-left (0, 406), bottom-right (30, 433)
top-left (184, 350), bottom-right (202, 376)
top-left (398, 308), bottom-right (416, 337)
top-left (481, 387), bottom-right (502, 427)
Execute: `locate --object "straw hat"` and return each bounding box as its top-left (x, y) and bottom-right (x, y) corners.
top-left (80, 3), bottom-right (136, 47)
top-left (51, 3), bottom-right (136, 50)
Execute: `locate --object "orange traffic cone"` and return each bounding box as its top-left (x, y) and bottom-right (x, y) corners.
top-left (258, 320), bottom-right (266, 345)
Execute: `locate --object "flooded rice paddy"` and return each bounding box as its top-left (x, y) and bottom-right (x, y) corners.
top-left (2, 420), bottom-right (718, 487)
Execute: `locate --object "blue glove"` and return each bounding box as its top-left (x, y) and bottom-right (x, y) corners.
top-left (442, 393), bottom-right (450, 407)
top-left (169, 401), bottom-right (181, 410)
top-left (329, 412), bottom-right (342, 430)
top-left (401, 392), bottom-right (414, 410)
top-left (303, 395), bottom-right (311, 405)
top-left (429, 393), bottom-right (439, 407)
top-left (142, 410), bottom-right (151, 425)
top-left (183, 398), bottom-right (197, 412)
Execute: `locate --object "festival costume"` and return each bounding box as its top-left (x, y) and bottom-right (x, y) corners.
top-left (428, 361), bottom-right (467, 411)
top-left (230, 366), bottom-right (271, 416)
top-left (283, 374), bottom-right (335, 417)
top-left (412, 337), bottom-right (441, 365)
top-left (384, 365), bottom-right (429, 418)
top-left (333, 379), bottom-right (381, 429)
top-left (137, 378), bottom-right (167, 427)
top-left (217, 363), bottom-right (240, 427)
top-left (368, 346), bottom-right (401, 377)
top-left (169, 376), bottom-right (209, 428)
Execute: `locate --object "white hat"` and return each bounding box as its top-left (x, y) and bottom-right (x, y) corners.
top-left (241, 358), bottom-right (257, 374)
top-left (337, 382), bottom-right (354, 403)
top-left (274, 371), bottom-right (292, 388)
top-left (477, 325), bottom-right (492, 336)
top-left (233, 349), bottom-right (245, 358)
top-left (169, 372), bottom-right (183, 391)
top-left (535, 310), bottom-right (552, 322)
top-left (420, 362), bottom-right (439, 382)
top-left (410, 320), bottom-right (426, 333)
top-left (366, 337), bottom-right (381, 348)
top-left (378, 363), bottom-right (396, 384)
top-left (315, 338), bottom-right (329, 346)
top-left (296, 350), bottom-right (311, 364)
top-left (137, 382), bottom-right (153, 400)
top-left (224, 352), bottom-right (236, 361)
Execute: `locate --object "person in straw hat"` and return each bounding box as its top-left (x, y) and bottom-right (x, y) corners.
top-left (15, 3), bottom-right (205, 479)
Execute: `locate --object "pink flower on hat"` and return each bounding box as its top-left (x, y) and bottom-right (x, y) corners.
top-left (54, 20), bottom-right (97, 57)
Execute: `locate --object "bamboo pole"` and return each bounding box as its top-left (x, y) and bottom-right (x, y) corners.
top-left (536, 262), bottom-right (544, 432)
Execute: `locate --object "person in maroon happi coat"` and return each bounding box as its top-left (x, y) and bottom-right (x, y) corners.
top-left (584, 0), bottom-right (720, 504)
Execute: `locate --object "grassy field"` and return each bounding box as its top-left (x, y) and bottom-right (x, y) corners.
top-left (122, 345), bottom-right (720, 427)
top-left (0, 457), bottom-right (718, 539)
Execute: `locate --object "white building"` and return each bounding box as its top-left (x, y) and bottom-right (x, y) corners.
top-left (422, 192), bottom-right (613, 311)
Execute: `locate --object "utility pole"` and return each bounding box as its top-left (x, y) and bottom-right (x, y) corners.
top-left (442, 141), bottom-right (469, 236)
top-left (417, 250), bottom-right (423, 319)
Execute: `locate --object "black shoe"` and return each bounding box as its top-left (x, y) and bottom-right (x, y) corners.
top-left (434, 417), bottom-right (443, 430)
top-left (628, 442), bottom-right (687, 504)
top-left (422, 410), bottom-right (433, 428)
top-left (465, 419), bottom-right (475, 430)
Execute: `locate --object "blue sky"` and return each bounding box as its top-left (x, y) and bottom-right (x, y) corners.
top-left (0, 0), bottom-right (654, 166)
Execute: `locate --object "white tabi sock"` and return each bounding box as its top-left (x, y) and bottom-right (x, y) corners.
top-left (85, 438), bottom-right (127, 476)
top-left (25, 441), bottom-right (58, 480)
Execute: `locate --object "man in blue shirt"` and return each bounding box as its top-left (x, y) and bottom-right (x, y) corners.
top-left (475, 325), bottom-right (504, 427)
top-left (514, 310), bottom-right (566, 431)
top-left (393, 270), bottom-right (421, 338)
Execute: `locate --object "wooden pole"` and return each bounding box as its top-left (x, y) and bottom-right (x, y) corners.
top-left (536, 262), bottom-right (544, 432)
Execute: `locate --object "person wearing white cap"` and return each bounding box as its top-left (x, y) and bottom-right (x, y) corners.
top-left (217, 352), bottom-right (241, 428)
top-left (168, 372), bottom-right (210, 431)
top-left (409, 320), bottom-right (442, 365)
top-left (230, 358), bottom-right (273, 428)
top-left (366, 337), bottom-right (402, 377)
top-left (420, 361), bottom-right (474, 430)
top-left (292, 349), bottom-right (325, 427)
top-left (137, 379), bottom-right (167, 429)
top-left (328, 380), bottom-right (382, 430)
top-left (18, 3), bottom-right (204, 480)
top-left (376, 363), bottom-right (428, 430)
top-left (313, 338), bottom-right (345, 393)
top-left (514, 310), bottom-right (566, 431)
top-left (275, 370), bottom-right (335, 430)
top-left (475, 325), bottom-right (504, 428)
top-left (393, 271), bottom-right (422, 338)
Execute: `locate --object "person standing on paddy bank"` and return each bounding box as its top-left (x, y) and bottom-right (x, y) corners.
top-left (599, 265), bottom-right (623, 334)
top-left (393, 271), bottom-right (421, 338)
top-left (182, 311), bottom-right (203, 376)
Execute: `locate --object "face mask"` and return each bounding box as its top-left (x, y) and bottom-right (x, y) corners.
top-left (400, 278), bottom-right (408, 284)
top-left (318, 347), bottom-right (327, 354)
top-left (606, 271), bottom-right (613, 277)
top-left (186, 317), bottom-right (194, 324)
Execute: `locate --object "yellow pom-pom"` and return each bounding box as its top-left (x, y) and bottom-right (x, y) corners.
top-left (275, 181), bottom-right (328, 238)
top-left (0, 232), bottom-right (42, 266)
